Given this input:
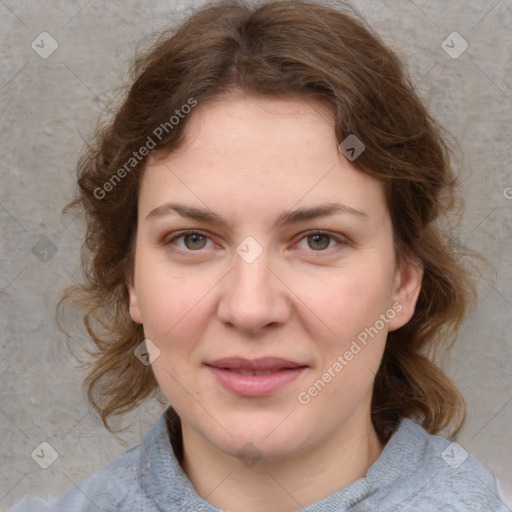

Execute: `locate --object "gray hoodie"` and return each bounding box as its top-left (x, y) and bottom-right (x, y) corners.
top-left (8, 407), bottom-right (511, 511)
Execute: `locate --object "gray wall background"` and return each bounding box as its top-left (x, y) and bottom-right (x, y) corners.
top-left (1, 0), bottom-right (511, 509)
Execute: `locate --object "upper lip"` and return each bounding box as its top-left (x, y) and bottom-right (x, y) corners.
top-left (205, 357), bottom-right (308, 371)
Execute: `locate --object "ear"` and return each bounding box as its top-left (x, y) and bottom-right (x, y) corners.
top-left (127, 277), bottom-right (143, 325)
top-left (387, 254), bottom-right (423, 332)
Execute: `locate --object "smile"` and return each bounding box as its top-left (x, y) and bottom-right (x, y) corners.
top-left (204, 357), bottom-right (308, 396)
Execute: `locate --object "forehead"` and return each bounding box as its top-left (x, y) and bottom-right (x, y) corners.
top-left (139, 94), bottom-right (388, 225)
top-left (150, 93), bottom-right (337, 170)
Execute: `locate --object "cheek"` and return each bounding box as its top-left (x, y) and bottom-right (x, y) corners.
top-left (302, 264), bottom-right (395, 378)
top-left (297, 273), bottom-right (391, 416)
top-left (308, 267), bottom-right (394, 334)
top-left (134, 249), bottom-right (210, 336)
top-left (138, 270), bottom-right (213, 407)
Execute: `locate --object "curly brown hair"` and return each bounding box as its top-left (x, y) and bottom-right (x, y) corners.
top-left (57, 0), bottom-right (478, 442)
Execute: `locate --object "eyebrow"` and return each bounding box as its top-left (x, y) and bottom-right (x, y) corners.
top-left (145, 201), bottom-right (369, 228)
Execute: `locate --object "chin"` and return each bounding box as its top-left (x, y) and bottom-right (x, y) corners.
top-left (205, 414), bottom-right (312, 462)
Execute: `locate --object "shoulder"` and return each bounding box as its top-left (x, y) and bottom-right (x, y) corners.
top-left (377, 418), bottom-right (511, 512)
top-left (6, 408), bottom-right (187, 512)
top-left (8, 444), bottom-right (142, 512)
top-left (6, 406), bottom-right (178, 512)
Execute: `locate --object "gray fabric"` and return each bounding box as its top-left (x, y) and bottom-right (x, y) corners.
top-left (8, 408), bottom-right (511, 511)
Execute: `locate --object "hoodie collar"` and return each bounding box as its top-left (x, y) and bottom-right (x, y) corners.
top-left (140, 407), bottom-right (425, 511)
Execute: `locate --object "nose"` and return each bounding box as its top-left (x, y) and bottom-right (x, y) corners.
top-left (217, 244), bottom-right (291, 334)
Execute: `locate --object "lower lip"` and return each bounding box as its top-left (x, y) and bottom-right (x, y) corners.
top-left (206, 366), bottom-right (307, 396)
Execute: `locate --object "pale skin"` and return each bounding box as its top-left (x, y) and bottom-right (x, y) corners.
top-left (128, 92), bottom-right (423, 512)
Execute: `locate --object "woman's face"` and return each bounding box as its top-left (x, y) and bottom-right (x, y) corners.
top-left (128, 93), bottom-right (422, 461)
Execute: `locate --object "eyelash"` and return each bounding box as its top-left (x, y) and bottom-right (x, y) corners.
top-left (164, 229), bottom-right (347, 256)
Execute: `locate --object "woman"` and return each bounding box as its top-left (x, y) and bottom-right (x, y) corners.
top-left (9, 0), bottom-right (510, 510)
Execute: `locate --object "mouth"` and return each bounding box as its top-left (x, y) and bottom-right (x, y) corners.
top-left (204, 357), bottom-right (309, 396)
top-left (220, 368), bottom-right (285, 375)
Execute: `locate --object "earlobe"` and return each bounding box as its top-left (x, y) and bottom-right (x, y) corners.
top-left (387, 256), bottom-right (424, 332)
top-left (128, 282), bottom-right (143, 324)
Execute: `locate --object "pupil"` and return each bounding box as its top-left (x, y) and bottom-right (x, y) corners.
top-left (186, 234), bottom-right (205, 249)
top-left (310, 234), bottom-right (328, 250)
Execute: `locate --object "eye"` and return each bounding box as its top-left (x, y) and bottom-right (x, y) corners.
top-left (164, 229), bottom-right (347, 256)
top-left (165, 230), bottom-right (215, 253)
top-left (295, 230), bottom-right (346, 252)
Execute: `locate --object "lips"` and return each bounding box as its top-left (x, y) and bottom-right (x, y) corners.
top-left (228, 368), bottom-right (280, 375)
top-left (205, 356), bottom-right (307, 372)
top-left (205, 357), bottom-right (308, 396)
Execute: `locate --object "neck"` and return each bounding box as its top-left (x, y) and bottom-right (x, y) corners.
top-left (177, 410), bottom-right (386, 512)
